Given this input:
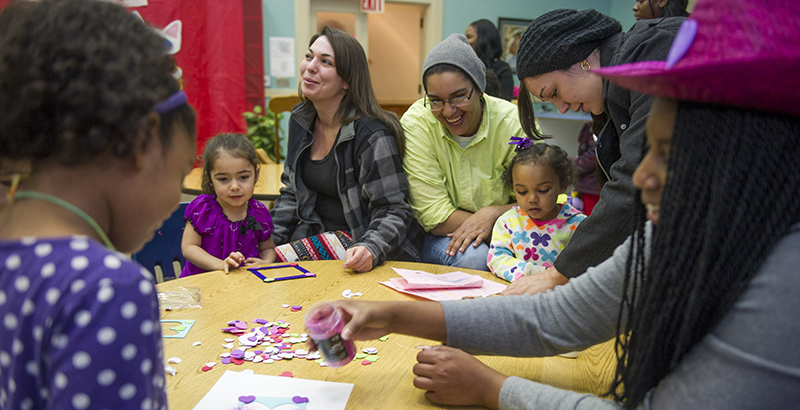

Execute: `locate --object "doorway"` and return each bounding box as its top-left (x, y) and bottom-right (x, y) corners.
top-left (298, 0), bottom-right (443, 107)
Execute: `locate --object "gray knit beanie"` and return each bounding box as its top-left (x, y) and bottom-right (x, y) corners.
top-left (422, 33), bottom-right (486, 92)
top-left (516, 9), bottom-right (622, 80)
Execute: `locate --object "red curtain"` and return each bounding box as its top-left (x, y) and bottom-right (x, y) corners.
top-left (0, 0), bottom-right (265, 158)
top-left (133, 0), bottom-right (248, 158)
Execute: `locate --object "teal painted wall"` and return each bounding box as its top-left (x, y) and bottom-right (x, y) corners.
top-left (263, 0), bottom-right (297, 91)
top-left (263, 0), bottom-right (296, 157)
top-left (441, 0), bottom-right (611, 39)
top-left (609, 0), bottom-right (638, 30)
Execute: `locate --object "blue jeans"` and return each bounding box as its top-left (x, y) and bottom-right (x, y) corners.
top-left (421, 233), bottom-right (490, 271)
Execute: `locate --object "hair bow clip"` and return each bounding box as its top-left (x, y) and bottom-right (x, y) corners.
top-left (240, 215), bottom-right (263, 236)
top-left (509, 136), bottom-right (534, 151)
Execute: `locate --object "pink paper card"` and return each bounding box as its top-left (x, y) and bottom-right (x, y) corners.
top-left (389, 268), bottom-right (485, 290)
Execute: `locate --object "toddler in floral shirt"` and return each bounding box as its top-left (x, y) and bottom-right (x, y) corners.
top-left (487, 138), bottom-right (586, 282)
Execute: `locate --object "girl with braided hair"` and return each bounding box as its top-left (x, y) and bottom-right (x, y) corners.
top-left (307, 0), bottom-right (800, 408)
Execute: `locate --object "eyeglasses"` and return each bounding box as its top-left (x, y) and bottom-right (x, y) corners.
top-left (424, 87), bottom-right (474, 112)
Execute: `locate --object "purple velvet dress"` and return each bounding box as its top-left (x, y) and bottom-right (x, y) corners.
top-left (0, 236), bottom-right (167, 409)
top-left (180, 195), bottom-right (274, 277)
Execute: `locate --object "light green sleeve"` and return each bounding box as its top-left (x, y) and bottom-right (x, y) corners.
top-left (401, 108), bottom-right (456, 232)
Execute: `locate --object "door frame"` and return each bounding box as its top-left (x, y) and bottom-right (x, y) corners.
top-left (295, 0), bottom-right (443, 81)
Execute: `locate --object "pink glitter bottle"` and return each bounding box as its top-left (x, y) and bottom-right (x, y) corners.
top-left (304, 302), bottom-right (356, 367)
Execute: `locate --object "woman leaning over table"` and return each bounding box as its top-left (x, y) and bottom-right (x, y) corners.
top-left (401, 33), bottom-right (523, 271)
top-left (504, 9), bottom-right (682, 295)
top-left (270, 26), bottom-right (423, 272)
top-left (333, 1), bottom-right (800, 407)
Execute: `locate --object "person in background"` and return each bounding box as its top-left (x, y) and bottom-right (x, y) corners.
top-left (633, 0), bottom-right (689, 20)
top-left (465, 19), bottom-right (514, 101)
top-left (0, 0), bottom-right (197, 407)
top-left (505, 9), bottom-right (682, 295)
top-left (181, 134), bottom-right (276, 276)
top-left (270, 26), bottom-right (422, 272)
top-left (401, 33), bottom-right (523, 272)
top-left (487, 140), bottom-right (585, 282)
top-left (319, 2), bottom-right (800, 407)
top-left (573, 121), bottom-right (602, 215)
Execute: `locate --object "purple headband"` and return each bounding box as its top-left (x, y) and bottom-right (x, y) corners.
top-left (509, 136), bottom-right (534, 151)
top-left (153, 90), bottom-right (187, 115)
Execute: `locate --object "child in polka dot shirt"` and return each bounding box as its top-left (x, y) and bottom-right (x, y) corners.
top-left (0, 1), bottom-right (196, 409)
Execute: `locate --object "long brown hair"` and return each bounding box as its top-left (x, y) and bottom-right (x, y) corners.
top-left (300, 26), bottom-right (405, 156)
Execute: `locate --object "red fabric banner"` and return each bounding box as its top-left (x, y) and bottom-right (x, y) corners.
top-left (131, 0), bottom-right (247, 158)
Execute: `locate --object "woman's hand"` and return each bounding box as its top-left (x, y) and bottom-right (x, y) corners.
top-left (342, 246), bottom-right (373, 272)
top-left (413, 346), bottom-right (507, 409)
top-left (222, 252), bottom-right (245, 274)
top-left (501, 266), bottom-right (569, 295)
top-left (445, 207), bottom-right (502, 256)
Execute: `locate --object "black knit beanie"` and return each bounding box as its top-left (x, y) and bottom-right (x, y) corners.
top-left (516, 9), bottom-right (622, 80)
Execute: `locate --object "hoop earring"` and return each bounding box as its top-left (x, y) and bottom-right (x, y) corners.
top-left (580, 60), bottom-right (591, 71)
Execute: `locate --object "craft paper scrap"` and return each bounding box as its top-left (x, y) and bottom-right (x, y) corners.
top-left (388, 268), bottom-right (485, 289)
top-left (192, 370), bottom-right (353, 410)
top-left (380, 276), bottom-right (506, 301)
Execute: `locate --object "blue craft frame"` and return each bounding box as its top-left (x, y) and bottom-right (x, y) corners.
top-left (247, 263), bottom-right (316, 283)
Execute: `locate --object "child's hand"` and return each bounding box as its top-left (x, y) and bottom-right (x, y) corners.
top-left (413, 345), bottom-right (507, 409)
top-left (242, 257), bottom-right (270, 267)
top-left (222, 252), bottom-right (245, 274)
top-left (342, 246), bottom-right (373, 272)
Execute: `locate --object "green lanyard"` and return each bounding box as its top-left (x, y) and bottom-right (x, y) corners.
top-left (14, 190), bottom-right (116, 251)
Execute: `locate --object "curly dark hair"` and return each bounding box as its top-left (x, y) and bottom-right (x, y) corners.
top-left (0, 0), bottom-right (195, 167)
top-left (611, 102), bottom-right (800, 408)
top-left (200, 133), bottom-right (260, 196)
top-left (502, 142), bottom-right (577, 190)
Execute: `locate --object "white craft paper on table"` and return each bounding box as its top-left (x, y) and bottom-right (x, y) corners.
top-left (269, 37), bottom-right (296, 78)
top-left (379, 269), bottom-right (506, 301)
top-left (192, 370), bottom-right (353, 410)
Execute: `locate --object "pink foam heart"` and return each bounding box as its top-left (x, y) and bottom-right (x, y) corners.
top-left (238, 395), bottom-right (256, 404)
top-left (279, 371), bottom-right (294, 377)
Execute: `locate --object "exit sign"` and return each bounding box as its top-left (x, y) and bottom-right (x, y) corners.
top-left (361, 0), bottom-right (384, 13)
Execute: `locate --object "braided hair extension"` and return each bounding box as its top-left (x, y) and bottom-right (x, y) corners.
top-left (611, 102), bottom-right (800, 408)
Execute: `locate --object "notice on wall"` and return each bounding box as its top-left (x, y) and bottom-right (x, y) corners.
top-left (270, 37), bottom-right (295, 78)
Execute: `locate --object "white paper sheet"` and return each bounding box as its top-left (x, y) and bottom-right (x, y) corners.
top-left (269, 37), bottom-right (296, 78)
top-left (192, 370), bottom-right (353, 410)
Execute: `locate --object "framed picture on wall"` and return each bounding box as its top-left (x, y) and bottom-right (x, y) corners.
top-left (498, 18), bottom-right (531, 73)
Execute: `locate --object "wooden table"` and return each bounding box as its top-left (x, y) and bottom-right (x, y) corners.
top-left (181, 163), bottom-right (284, 201)
top-left (157, 261), bottom-right (616, 409)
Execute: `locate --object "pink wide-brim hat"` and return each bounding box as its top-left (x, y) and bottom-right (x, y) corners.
top-left (595, 0), bottom-right (800, 117)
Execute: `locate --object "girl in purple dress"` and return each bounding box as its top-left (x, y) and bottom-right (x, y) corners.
top-left (0, 0), bottom-right (197, 408)
top-left (180, 134), bottom-right (276, 276)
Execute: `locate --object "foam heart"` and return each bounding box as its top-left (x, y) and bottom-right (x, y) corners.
top-left (239, 395), bottom-right (256, 404)
top-left (292, 396), bottom-right (310, 403)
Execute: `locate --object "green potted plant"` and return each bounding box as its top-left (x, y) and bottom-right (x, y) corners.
top-left (243, 105), bottom-right (284, 163)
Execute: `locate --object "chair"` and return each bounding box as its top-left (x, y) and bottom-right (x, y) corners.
top-left (268, 95), bottom-right (302, 162)
top-left (132, 202), bottom-right (188, 283)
